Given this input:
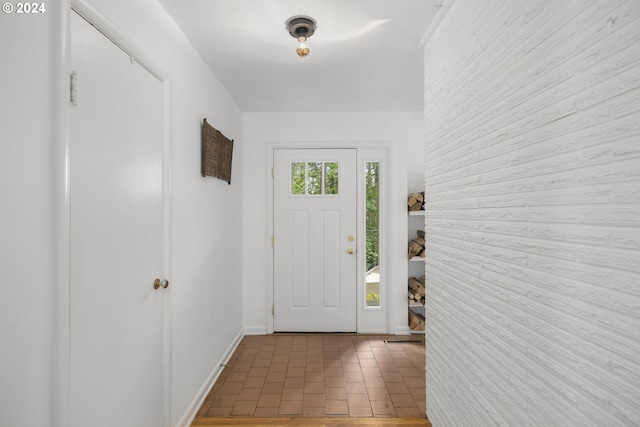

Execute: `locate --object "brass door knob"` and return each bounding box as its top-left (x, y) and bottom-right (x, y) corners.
top-left (154, 278), bottom-right (169, 289)
top-left (347, 248), bottom-right (355, 254)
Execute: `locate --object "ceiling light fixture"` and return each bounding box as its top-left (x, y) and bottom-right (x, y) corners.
top-left (285, 15), bottom-right (316, 58)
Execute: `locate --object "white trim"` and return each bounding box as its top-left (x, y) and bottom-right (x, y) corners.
top-left (266, 144), bottom-right (275, 334)
top-left (174, 328), bottom-right (245, 427)
top-left (244, 326), bottom-right (268, 335)
top-left (162, 78), bottom-right (173, 427)
top-left (357, 148), bottom-right (389, 333)
top-left (267, 141), bottom-right (393, 335)
top-left (71, 0), bottom-right (169, 81)
top-left (51, 1), bottom-right (71, 426)
top-left (395, 325), bottom-right (412, 335)
top-left (358, 329), bottom-right (390, 334)
top-left (419, 0), bottom-right (455, 48)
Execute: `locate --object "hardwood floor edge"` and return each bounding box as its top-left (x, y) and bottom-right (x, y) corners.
top-left (192, 417), bottom-right (432, 426)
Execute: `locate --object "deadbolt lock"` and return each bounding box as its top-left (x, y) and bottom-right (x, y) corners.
top-left (348, 235), bottom-right (354, 241)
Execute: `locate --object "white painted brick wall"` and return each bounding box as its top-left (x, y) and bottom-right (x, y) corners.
top-left (423, 1), bottom-right (640, 426)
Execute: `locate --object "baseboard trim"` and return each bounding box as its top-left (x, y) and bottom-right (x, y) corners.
top-left (175, 328), bottom-right (244, 427)
top-left (243, 325), bottom-right (267, 335)
top-left (394, 325), bottom-right (412, 335)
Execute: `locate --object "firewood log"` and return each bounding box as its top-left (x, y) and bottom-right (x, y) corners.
top-left (407, 192), bottom-right (425, 211)
top-left (408, 236), bottom-right (425, 258)
top-left (408, 277), bottom-right (425, 297)
top-left (408, 310), bottom-right (425, 331)
top-left (408, 194), bottom-right (418, 209)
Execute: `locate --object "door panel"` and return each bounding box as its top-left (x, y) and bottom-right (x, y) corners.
top-left (321, 211), bottom-right (340, 308)
top-left (274, 149), bottom-right (357, 332)
top-left (290, 211), bottom-right (309, 308)
top-left (70, 11), bottom-right (165, 427)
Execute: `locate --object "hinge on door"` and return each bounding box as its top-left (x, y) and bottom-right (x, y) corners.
top-left (271, 236), bottom-right (275, 247)
top-left (272, 305), bottom-right (275, 316)
top-left (271, 167), bottom-right (275, 178)
top-left (70, 71), bottom-right (78, 105)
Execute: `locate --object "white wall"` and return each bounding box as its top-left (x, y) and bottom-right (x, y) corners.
top-left (0, 9), bottom-right (54, 427)
top-left (1, 0), bottom-right (244, 425)
top-left (423, 1), bottom-right (640, 426)
top-left (242, 112), bottom-right (420, 335)
top-left (407, 119), bottom-right (426, 192)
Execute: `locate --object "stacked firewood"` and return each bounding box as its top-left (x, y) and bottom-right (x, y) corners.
top-left (408, 229), bottom-right (426, 259)
top-left (407, 191), bottom-right (425, 211)
top-left (408, 275), bottom-right (426, 331)
top-left (408, 275), bottom-right (425, 305)
top-left (408, 310), bottom-right (425, 331)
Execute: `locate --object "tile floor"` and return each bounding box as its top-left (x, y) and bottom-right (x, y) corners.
top-left (195, 334), bottom-right (426, 419)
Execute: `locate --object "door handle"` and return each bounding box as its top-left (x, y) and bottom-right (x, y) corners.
top-left (153, 278), bottom-right (170, 289)
top-left (347, 248), bottom-right (355, 255)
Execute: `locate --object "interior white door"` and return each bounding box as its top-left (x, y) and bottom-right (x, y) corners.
top-left (273, 148), bottom-right (357, 332)
top-left (70, 11), bottom-right (165, 427)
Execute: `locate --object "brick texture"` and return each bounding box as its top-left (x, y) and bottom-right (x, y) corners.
top-left (423, 1), bottom-right (640, 426)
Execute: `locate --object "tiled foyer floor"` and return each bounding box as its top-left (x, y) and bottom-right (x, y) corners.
top-left (194, 334), bottom-right (426, 419)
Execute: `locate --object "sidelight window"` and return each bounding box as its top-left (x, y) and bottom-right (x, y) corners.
top-left (365, 161), bottom-right (381, 308)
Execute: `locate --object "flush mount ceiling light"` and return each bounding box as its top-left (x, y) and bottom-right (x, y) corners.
top-left (285, 15), bottom-right (316, 58)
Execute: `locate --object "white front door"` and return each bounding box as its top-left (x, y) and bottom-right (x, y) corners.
top-left (70, 11), bottom-right (166, 427)
top-left (273, 149), bottom-right (357, 332)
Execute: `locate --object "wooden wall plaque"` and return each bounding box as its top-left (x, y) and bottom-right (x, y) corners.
top-left (202, 118), bottom-right (233, 184)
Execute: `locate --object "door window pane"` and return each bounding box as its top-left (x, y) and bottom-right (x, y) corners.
top-left (307, 162), bottom-right (322, 195)
top-left (325, 162), bottom-right (339, 195)
top-left (291, 162), bottom-right (306, 194)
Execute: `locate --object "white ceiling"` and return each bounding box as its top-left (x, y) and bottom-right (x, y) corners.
top-left (159, 0), bottom-right (440, 112)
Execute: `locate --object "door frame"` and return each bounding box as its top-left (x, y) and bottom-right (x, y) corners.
top-left (52, 2), bottom-right (173, 425)
top-left (266, 142), bottom-right (390, 334)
